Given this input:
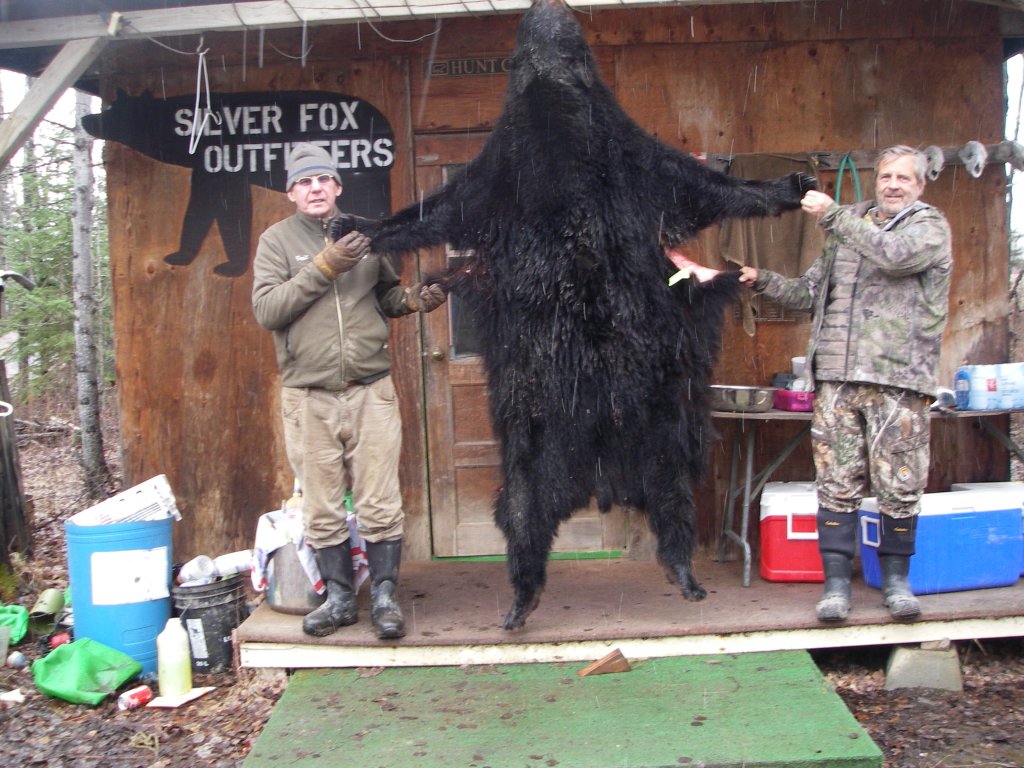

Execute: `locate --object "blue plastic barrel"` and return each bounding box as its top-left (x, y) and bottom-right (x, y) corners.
top-left (64, 517), bottom-right (173, 675)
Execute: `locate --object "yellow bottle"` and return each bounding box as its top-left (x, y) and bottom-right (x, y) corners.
top-left (156, 617), bottom-right (192, 698)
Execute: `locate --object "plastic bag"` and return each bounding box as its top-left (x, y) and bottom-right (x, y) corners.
top-left (32, 638), bottom-right (142, 706)
top-left (0, 604), bottom-right (29, 644)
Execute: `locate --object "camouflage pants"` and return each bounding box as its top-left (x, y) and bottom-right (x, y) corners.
top-left (810, 381), bottom-right (930, 519)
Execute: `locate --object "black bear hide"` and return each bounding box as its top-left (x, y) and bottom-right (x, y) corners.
top-left (334, 0), bottom-right (815, 630)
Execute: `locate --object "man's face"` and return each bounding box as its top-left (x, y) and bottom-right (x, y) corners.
top-left (874, 155), bottom-right (925, 217)
top-left (287, 174), bottom-right (341, 218)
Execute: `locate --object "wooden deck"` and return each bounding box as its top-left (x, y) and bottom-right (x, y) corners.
top-left (236, 554), bottom-right (1024, 669)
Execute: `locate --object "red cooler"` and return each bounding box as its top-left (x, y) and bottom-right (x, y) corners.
top-left (759, 481), bottom-right (823, 582)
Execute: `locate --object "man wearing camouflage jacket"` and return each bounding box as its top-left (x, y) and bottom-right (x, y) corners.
top-left (740, 145), bottom-right (952, 624)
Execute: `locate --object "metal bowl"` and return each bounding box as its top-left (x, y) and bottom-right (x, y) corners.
top-left (710, 385), bottom-right (778, 413)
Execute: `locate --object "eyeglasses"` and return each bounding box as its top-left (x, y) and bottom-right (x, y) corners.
top-left (294, 174), bottom-right (337, 189)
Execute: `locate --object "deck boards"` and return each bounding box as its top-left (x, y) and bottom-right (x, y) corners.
top-left (236, 556), bottom-right (1024, 668)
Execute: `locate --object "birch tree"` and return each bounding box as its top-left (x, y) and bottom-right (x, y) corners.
top-left (72, 89), bottom-right (110, 497)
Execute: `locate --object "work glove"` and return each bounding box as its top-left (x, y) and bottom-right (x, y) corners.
top-left (330, 213), bottom-right (376, 242)
top-left (314, 231), bottom-right (370, 280)
top-left (405, 283), bottom-right (448, 313)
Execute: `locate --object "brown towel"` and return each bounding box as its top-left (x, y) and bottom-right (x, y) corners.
top-left (718, 154), bottom-right (825, 335)
top-left (719, 153), bottom-right (823, 274)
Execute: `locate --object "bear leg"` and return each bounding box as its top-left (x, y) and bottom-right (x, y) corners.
top-left (495, 478), bottom-right (558, 630)
top-left (643, 464), bottom-right (707, 602)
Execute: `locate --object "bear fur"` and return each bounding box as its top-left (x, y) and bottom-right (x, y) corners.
top-left (334, 0), bottom-right (815, 630)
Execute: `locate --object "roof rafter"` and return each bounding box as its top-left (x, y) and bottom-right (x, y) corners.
top-left (0, 36), bottom-right (108, 168)
top-left (0, 0), bottom-right (884, 50)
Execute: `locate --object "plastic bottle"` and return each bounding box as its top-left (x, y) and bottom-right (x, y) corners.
top-left (177, 555), bottom-right (217, 585)
top-left (156, 618), bottom-right (192, 698)
top-left (284, 480), bottom-right (303, 516)
top-left (954, 366), bottom-right (972, 409)
top-left (213, 550), bottom-right (253, 578)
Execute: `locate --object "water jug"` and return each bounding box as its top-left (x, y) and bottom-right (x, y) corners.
top-left (156, 617), bottom-right (192, 698)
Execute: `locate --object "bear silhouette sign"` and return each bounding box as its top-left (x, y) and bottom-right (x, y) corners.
top-left (83, 90), bottom-right (394, 277)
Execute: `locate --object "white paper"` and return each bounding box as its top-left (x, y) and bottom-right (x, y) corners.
top-left (90, 547), bottom-right (170, 605)
top-left (147, 686), bottom-right (215, 709)
top-left (185, 618), bottom-right (210, 660)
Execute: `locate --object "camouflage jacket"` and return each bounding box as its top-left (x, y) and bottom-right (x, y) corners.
top-left (754, 199), bottom-right (952, 397)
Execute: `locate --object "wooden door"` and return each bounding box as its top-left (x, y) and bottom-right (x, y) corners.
top-left (416, 136), bottom-right (628, 557)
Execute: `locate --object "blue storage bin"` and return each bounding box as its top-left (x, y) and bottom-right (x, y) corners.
top-left (859, 490), bottom-right (1022, 595)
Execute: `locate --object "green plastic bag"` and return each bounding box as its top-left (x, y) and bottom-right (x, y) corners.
top-left (32, 638), bottom-right (142, 706)
top-left (0, 604), bottom-right (29, 644)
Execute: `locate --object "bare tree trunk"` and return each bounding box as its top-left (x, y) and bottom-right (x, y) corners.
top-left (0, 77), bottom-right (7, 298)
top-left (0, 80), bottom-right (32, 565)
top-left (72, 89), bottom-right (110, 498)
top-left (13, 78), bottom-right (36, 394)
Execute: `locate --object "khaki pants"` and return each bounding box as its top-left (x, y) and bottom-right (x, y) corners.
top-left (810, 381), bottom-right (930, 519)
top-left (280, 377), bottom-right (404, 548)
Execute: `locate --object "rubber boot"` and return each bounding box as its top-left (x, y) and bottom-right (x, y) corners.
top-left (879, 556), bottom-right (921, 621)
top-left (814, 508), bottom-right (857, 623)
top-left (302, 544), bottom-right (358, 637)
top-left (878, 514), bottom-right (921, 621)
top-left (816, 552), bottom-right (853, 622)
top-left (365, 539), bottom-right (406, 639)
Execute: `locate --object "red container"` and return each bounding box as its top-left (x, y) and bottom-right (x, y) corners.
top-left (759, 482), bottom-right (823, 582)
top-left (774, 389), bottom-right (814, 412)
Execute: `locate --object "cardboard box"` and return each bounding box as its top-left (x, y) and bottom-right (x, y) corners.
top-left (950, 482), bottom-right (1024, 575)
top-left (759, 482), bottom-right (822, 582)
top-left (860, 490), bottom-right (1022, 594)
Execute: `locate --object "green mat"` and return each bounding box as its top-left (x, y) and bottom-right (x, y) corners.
top-left (245, 651), bottom-right (882, 768)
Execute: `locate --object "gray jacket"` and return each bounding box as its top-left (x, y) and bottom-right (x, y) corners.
top-left (252, 211), bottom-right (414, 390)
top-left (754, 199), bottom-right (952, 397)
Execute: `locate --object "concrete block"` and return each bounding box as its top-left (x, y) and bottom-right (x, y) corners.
top-left (884, 645), bottom-right (963, 691)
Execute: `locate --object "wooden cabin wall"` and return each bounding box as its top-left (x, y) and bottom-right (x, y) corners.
top-left (93, 0), bottom-right (1010, 561)
top-left (96, 41), bottom-right (425, 561)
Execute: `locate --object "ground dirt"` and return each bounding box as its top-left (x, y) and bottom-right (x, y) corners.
top-left (1, 422), bottom-right (1023, 767)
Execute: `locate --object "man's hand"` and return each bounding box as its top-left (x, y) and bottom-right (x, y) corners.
top-left (315, 231), bottom-right (370, 280)
top-left (738, 266), bottom-right (759, 285)
top-left (405, 283), bottom-right (448, 313)
top-left (801, 190), bottom-right (835, 220)
top-left (419, 283), bottom-right (447, 312)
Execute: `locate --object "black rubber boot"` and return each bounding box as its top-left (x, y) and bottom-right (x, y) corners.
top-left (879, 556), bottom-right (921, 621)
top-left (302, 544), bottom-right (358, 637)
top-left (817, 552), bottom-right (853, 622)
top-left (815, 508), bottom-right (857, 623)
top-left (365, 539), bottom-right (406, 639)
top-left (878, 514), bottom-right (920, 621)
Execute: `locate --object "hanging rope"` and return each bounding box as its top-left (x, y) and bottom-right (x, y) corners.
top-left (187, 37), bottom-right (221, 156)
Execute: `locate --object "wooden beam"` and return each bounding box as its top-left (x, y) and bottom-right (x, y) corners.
top-left (0, 0), bottom-right (922, 51)
top-left (238, 615), bottom-right (1024, 669)
top-left (0, 37), bottom-right (108, 169)
top-left (705, 142), bottom-right (1024, 174)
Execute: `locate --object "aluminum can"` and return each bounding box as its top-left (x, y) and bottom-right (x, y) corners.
top-left (48, 631), bottom-right (72, 649)
top-left (117, 685), bottom-right (154, 711)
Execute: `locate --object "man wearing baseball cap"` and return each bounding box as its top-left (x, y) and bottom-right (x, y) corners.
top-left (252, 142), bottom-right (446, 640)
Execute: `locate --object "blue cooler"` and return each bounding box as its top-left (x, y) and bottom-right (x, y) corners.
top-left (950, 482), bottom-right (1024, 575)
top-left (859, 490), bottom-right (1022, 595)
